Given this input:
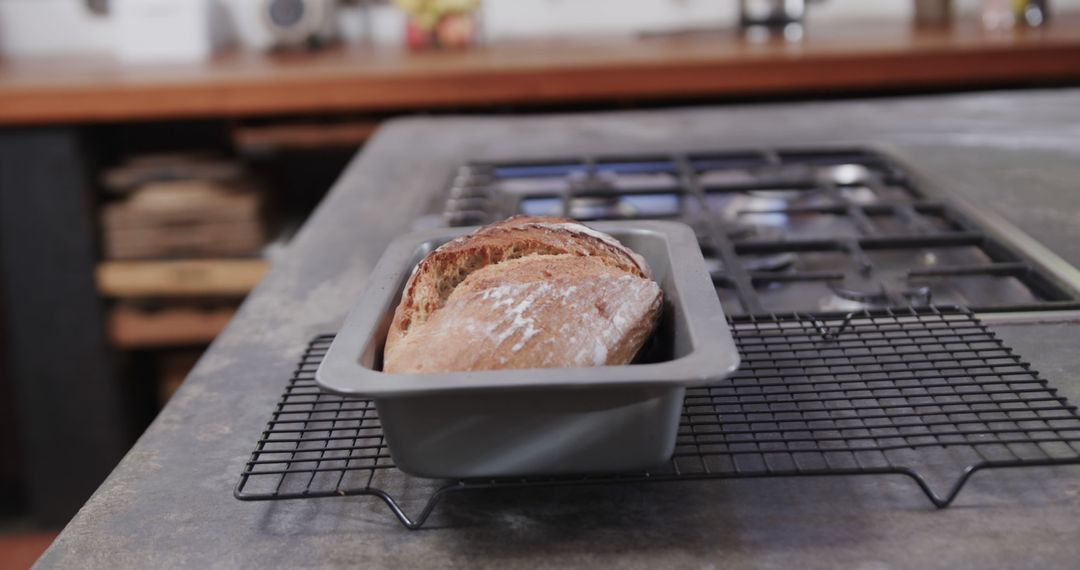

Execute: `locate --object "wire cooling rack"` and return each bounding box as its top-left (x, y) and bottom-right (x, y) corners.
top-left (234, 306), bottom-right (1080, 529)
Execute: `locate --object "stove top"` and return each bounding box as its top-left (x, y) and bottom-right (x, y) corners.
top-left (439, 148), bottom-right (1080, 317)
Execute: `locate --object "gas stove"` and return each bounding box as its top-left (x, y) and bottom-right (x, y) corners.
top-left (438, 148), bottom-right (1080, 318)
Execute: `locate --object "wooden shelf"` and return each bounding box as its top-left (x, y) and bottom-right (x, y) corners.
top-left (97, 259), bottom-right (269, 298)
top-left (107, 305), bottom-right (236, 348)
top-left (232, 120), bottom-right (380, 150)
top-left (2, 16), bottom-right (1080, 124)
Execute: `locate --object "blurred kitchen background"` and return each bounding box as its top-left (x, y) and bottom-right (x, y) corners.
top-left (0, 0), bottom-right (1076, 567)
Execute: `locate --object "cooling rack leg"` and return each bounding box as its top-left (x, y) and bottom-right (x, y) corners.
top-left (367, 486), bottom-right (457, 530)
top-left (900, 466), bottom-right (982, 509)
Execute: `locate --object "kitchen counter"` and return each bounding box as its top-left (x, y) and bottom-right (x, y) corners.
top-left (38, 89), bottom-right (1080, 569)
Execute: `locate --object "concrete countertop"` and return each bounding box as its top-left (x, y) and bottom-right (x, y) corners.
top-left (38, 89), bottom-right (1080, 569)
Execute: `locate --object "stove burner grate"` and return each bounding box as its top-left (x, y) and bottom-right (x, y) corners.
top-left (442, 148), bottom-right (1080, 316)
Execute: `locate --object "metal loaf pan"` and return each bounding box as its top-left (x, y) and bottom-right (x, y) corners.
top-left (317, 220), bottom-right (739, 478)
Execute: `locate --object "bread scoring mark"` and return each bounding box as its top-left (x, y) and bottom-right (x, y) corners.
top-left (518, 221), bottom-right (625, 251)
top-left (514, 221), bottom-right (650, 278)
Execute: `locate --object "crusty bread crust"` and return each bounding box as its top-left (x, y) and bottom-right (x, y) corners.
top-left (383, 216), bottom-right (662, 373)
top-left (384, 254), bottom-right (661, 373)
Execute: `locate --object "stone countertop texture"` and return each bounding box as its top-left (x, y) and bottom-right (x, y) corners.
top-left (38, 89), bottom-right (1080, 569)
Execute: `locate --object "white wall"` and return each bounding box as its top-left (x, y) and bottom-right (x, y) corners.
top-left (0, 0), bottom-right (113, 56)
top-left (1, 0), bottom-right (1079, 58)
top-left (809, 0), bottom-right (911, 22)
top-left (0, 0), bottom-right (405, 56)
top-left (484, 0), bottom-right (737, 40)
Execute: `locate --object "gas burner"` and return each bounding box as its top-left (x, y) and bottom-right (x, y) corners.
top-left (827, 281), bottom-right (932, 308)
top-left (816, 294), bottom-right (871, 313)
top-left (819, 163), bottom-right (872, 186)
top-left (726, 221), bottom-right (785, 241)
top-left (836, 186), bottom-right (878, 204)
top-left (709, 189), bottom-right (843, 240)
top-left (759, 163), bottom-right (817, 187)
top-left (742, 252), bottom-right (797, 272)
top-left (568, 196), bottom-right (631, 219)
top-left (827, 282), bottom-right (891, 307)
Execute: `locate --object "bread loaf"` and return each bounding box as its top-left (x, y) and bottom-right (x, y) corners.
top-left (383, 216), bottom-right (662, 373)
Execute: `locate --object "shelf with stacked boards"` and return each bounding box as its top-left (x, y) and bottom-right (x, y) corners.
top-left (97, 258), bottom-right (269, 348)
top-left (96, 259), bottom-right (270, 299)
top-left (97, 258), bottom-right (267, 406)
top-left (3, 15), bottom-right (1080, 125)
top-left (95, 153), bottom-right (268, 346)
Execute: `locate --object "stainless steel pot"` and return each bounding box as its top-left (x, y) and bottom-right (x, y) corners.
top-left (739, 0), bottom-right (807, 27)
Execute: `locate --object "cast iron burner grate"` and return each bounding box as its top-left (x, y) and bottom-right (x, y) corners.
top-left (439, 148), bottom-right (1080, 315)
top-left (235, 307), bottom-right (1080, 529)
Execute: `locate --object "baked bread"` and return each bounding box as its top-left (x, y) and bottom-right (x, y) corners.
top-left (383, 216), bottom-right (662, 373)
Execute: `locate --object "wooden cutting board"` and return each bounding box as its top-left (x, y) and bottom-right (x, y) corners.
top-left (102, 179), bottom-right (266, 259)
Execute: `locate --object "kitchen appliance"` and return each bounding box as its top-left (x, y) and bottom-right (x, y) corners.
top-left (235, 146), bottom-right (1080, 528)
top-left (914, 0), bottom-right (952, 27)
top-left (261, 0), bottom-right (338, 48)
top-left (739, 0), bottom-right (819, 40)
top-left (315, 222), bottom-right (738, 478)
top-left (740, 0), bottom-right (807, 28)
top-left (1018, 0), bottom-right (1049, 27)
